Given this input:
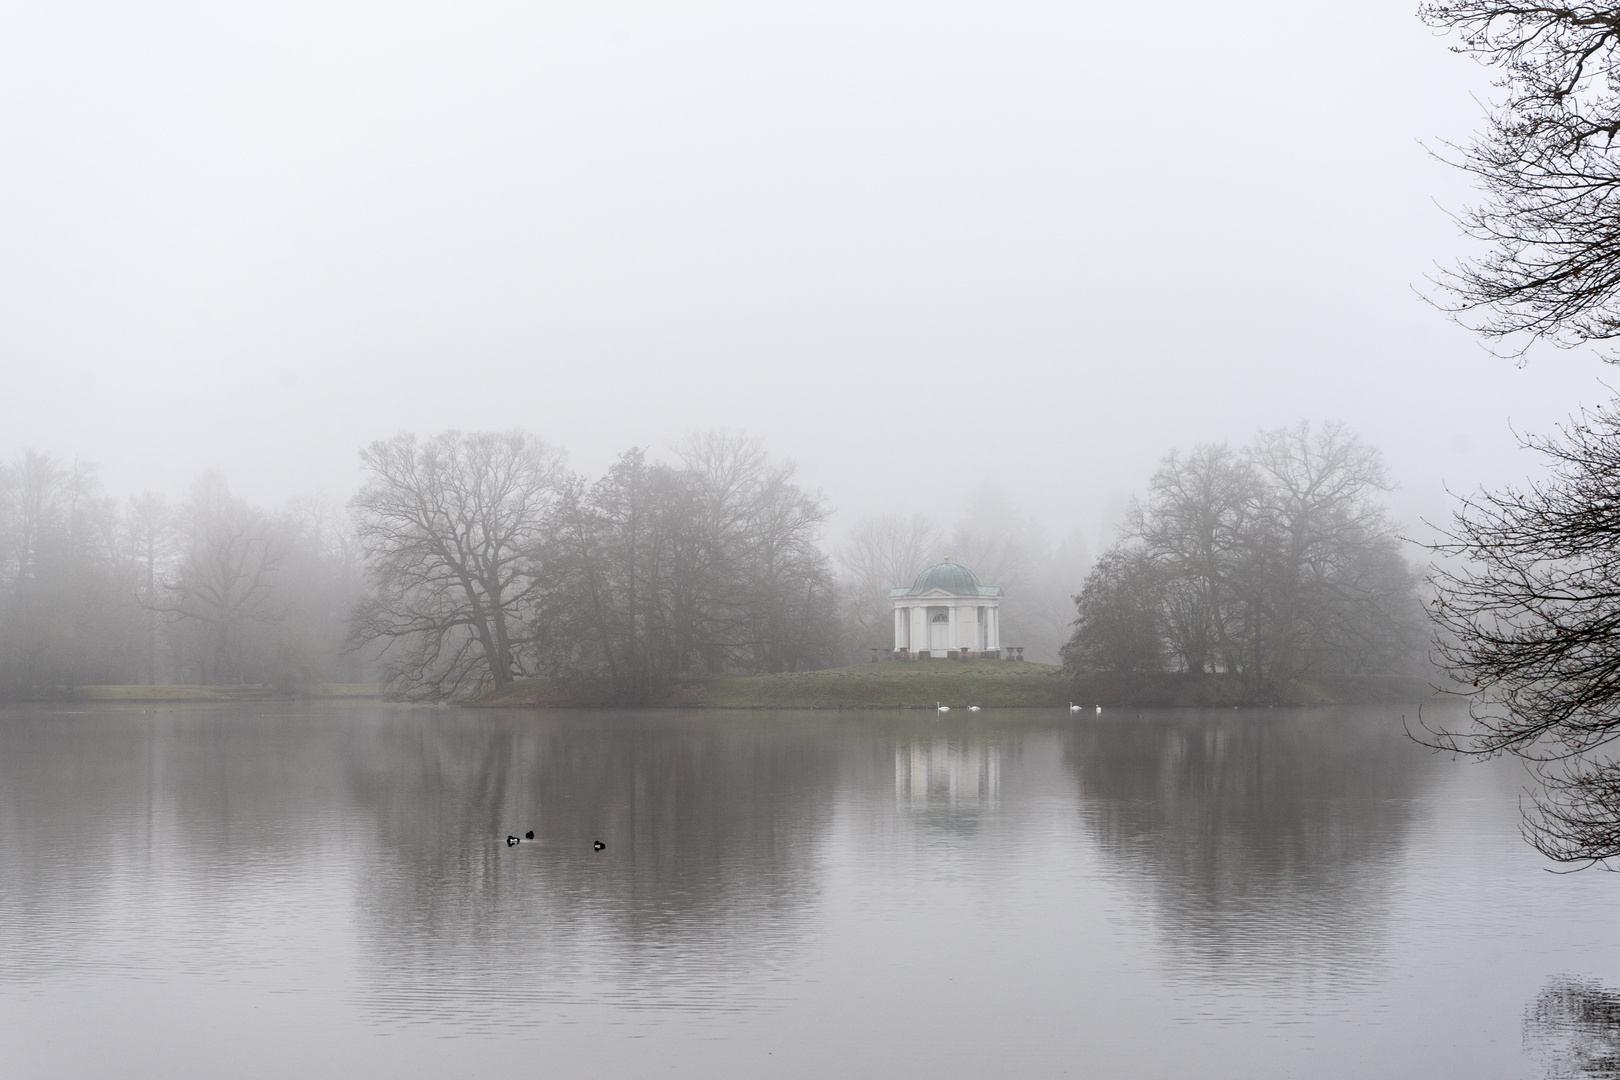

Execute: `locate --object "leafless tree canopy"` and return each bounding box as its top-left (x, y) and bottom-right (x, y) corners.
top-left (1424, 3), bottom-right (1620, 353)
top-left (676, 432), bottom-right (838, 676)
top-left (351, 430), bottom-right (563, 701)
top-left (348, 430), bottom-right (839, 702)
top-left (0, 452), bottom-right (127, 691)
top-left (1064, 423), bottom-right (1422, 686)
top-left (837, 513), bottom-right (941, 651)
top-left (1425, 403), bottom-right (1620, 862)
top-left (949, 486), bottom-right (1085, 664)
top-left (533, 436), bottom-right (839, 698)
top-left (535, 449), bottom-right (709, 695)
top-left (151, 474), bottom-right (289, 686)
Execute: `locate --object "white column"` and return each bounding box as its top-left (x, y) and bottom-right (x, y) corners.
top-left (989, 606), bottom-right (999, 651)
top-left (947, 604), bottom-right (959, 652)
top-left (912, 606), bottom-right (927, 655)
top-left (894, 607), bottom-right (904, 651)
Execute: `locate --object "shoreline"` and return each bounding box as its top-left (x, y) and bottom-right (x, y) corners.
top-left (471, 662), bottom-right (1445, 710)
top-left (5, 668), bottom-right (1448, 709)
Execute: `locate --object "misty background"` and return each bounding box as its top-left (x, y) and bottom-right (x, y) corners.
top-left (1, 0), bottom-right (1611, 673)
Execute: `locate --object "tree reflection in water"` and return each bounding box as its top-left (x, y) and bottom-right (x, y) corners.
top-left (1063, 706), bottom-right (1436, 993)
top-left (1526, 977), bottom-right (1620, 1080)
top-left (0, 704), bottom-right (353, 985)
top-left (338, 709), bottom-right (839, 1028)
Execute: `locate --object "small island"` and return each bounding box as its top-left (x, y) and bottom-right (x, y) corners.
top-left (476, 560), bottom-right (1436, 710)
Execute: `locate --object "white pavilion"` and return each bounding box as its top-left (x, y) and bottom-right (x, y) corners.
top-left (890, 558), bottom-right (1002, 658)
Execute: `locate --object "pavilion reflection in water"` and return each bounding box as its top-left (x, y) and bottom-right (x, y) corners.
top-left (894, 739), bottom-right (1001, 813)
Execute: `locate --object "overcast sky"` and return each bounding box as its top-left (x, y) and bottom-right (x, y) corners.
top-left (1, 0), bottom-right (1611, 552)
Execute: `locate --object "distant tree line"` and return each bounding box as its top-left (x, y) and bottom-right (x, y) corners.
top-left (0, 453), bottom-right (366, 695)
top-left (1062, 423), bottom-right (1423, 687)
top-left (0, 426), bottom-right (1143, 701)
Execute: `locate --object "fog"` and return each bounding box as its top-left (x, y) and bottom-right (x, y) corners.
top-left (0, 0), bottom-right (1609, 550)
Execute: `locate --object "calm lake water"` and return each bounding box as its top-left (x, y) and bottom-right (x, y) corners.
top-left (2, 701), bottom-right (1617, 1078)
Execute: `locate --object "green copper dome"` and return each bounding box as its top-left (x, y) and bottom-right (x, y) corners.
top-left (903, 560), bottom-right (982, 596)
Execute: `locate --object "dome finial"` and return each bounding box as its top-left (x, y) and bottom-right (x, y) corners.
top-left (943, 554), bottom-right (951, 562)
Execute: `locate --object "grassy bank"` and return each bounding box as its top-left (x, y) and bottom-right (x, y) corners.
top-left (9, 684), bottom-right (385, 703)
top-left (479, 659), bottom-right (1063, 709)
top-left (475, 662), bottom-right (1443, 709)
top-left (1067, 671), bottom-right (1444, 707)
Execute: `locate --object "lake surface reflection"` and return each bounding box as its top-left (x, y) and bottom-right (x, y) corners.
top-left (2, 702), bottom-right (1618, 1078)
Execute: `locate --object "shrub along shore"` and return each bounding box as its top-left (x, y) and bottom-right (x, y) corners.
top-left (472, 660), bottom-right (1443, 710)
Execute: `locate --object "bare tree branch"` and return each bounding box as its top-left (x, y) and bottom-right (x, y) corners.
top-left (350, 430), bottom-right (562, 701)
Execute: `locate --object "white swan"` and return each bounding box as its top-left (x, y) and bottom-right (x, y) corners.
top-left (937, 702), bottom-right (950, 713)
top-left (968, 705), bottom-right (981, 713)
top-left (1069, 702), bottom-right (1081, 713)
top-left (1095, 705), bottom-right (1102, 715)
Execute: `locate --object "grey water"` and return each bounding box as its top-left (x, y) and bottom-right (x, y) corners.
top-left (1, 702), bottom-right (1615, 1079)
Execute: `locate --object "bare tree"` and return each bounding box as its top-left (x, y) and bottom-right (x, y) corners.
top-left (950, 487), bottom-right (1035, 590)
top-left (3, 451), bottom-right (70, 585)
top-left (153, 474), bottom-right (288, 685)
top-left (1247, 422), bottom-right (1405, 683)
top-left (837, 513), bottom-right (941, 656)
top-left (1133, 443), bottom-right (1262, 674)
top-left (676, 431), bottom-right (837, 673)
top-left (124, 492), bottom-right (171, 685)
top-left (1068, 424), bottom-right (1420, 686)
top-left (734, 464), bottom-right (837, 673)
top-left (351, 430), bottom-right (562, 700)
top-left (1424, 404), bottom-right (1620, 863)
top-left (1420, 8), bottom-right (1620, 861)
top-left (534, 449), bottom-right (705, 698)
top-left (1423, 3), bottom-right (1620, 354)
top-left (0, 451), bottom-right (130, 690)
top-left (529, 435), bottom-right (839, 693)
top-left (675, 430), bottom-right (783, 670)
top-left (276, 494), bottom-right (371, 688)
